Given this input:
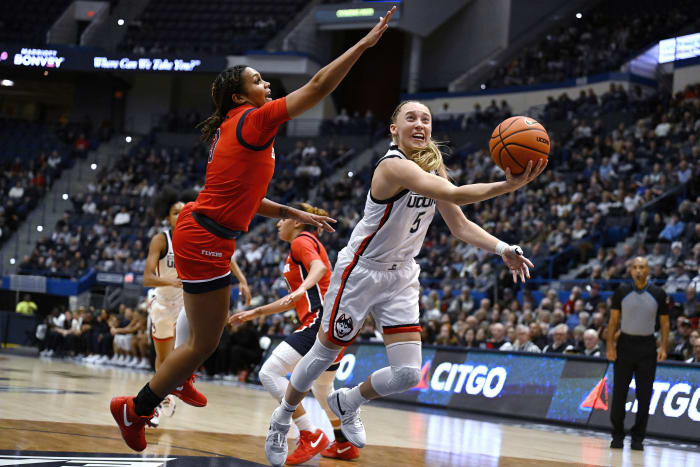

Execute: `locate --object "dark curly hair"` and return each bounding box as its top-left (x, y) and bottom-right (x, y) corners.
top-left (197, 65), bottom-right (248, 142)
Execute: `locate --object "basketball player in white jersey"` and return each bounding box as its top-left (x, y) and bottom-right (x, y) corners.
top-left (144, 188), bottom-right (251, 426)
top-left (264, 100), bottom-right (546, 465)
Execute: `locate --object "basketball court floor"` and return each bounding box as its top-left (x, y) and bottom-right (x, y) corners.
top-left (1, 353), bottom-right (699, 466)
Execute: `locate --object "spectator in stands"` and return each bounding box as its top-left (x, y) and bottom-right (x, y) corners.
top-left (582, 329), bottom-right (602, 357)
top-left (562, 286), bottom-right (581, 315)
top-left (113, 206), bottom-right (131, 226)
top-left (505, 324), bottom-right (541, 353)
top-left (669, 317), bottom-right (693, 361)
top-left (583, 283), bottom-right (604, 313)
top-left (659, 215), bottom-right (685, 242)
top-left (436, 322), bottom-right (459, 346)
top-left (686, 341), bottom-right (700, 364)
top-left (544, 324), bottom-right (574, 353)
top-left (8, 181), bottom-right (24, 199)
top-left (485, 323), bottom-right (510, 350)
top-left (15, 294), bottom-right (38, 316)
top-left (664, 265), bottom-right (690, 294)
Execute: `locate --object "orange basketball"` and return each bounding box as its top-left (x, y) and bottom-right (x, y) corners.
top-left (489, 116), bottom-right (550, 176)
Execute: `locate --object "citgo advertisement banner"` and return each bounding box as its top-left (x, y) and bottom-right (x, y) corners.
top-left (265, 340), bottom-right (700, 442)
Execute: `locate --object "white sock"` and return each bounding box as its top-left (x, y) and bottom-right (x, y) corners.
top-left (274, 399), bottom-right (297, 425)
top-left (345, 385), bottom-right (368, 411)
top-left (293, 413), bottom-right (315, 433)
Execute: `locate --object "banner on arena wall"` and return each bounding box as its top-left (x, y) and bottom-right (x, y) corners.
top-left (263, 339), bottom-right (700, 441)
top-left (0, 44), bottom-right (226, 73)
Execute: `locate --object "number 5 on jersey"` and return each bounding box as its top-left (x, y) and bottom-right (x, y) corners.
top-left (410, 211), bottom-right (426, 233)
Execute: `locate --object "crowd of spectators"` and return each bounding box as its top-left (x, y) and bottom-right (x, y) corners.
top-left (0, 117), bottom-right (106, 251)
top-left (20, 80), bottom-right (700, 370)
top-left (480, 0), bottom-right (700, 90)
top-left (119, 0), bottom-right (308, 56)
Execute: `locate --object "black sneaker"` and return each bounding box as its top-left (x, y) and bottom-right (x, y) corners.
top-left (631, 440), bottom-right (644, 451)
top-left (610, 438), bottom-right (624, 449)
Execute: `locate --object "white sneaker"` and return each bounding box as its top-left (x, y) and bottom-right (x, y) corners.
top-left (149, 407), bottom-right (160, 428)
top-left (109, 354), bottom-right (120, 365)
top-left (97, 355), bottom-right (110, 364)
top-left (136, 358), bottom-right (151, 369)
top-left (265, 408), bottom-right (291, 466)
top-left (127, 356), bottom-right (139, 367)
top-left (159, 395), bottom-right (177, 417)
top-left (46, 349), bottom-right (54, 357)
top-left (328, 388), bottom-right (366, 448)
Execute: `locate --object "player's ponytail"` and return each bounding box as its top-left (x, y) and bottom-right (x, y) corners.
top-left (198, 65), bottom-right (247, 142)
top-left (293, 202), bottom-right (330, 236)
top-left (390, 100), bottom-right (446, 174)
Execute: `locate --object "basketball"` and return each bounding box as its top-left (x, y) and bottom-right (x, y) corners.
top-left (489, 116), bottom-right (550, 176)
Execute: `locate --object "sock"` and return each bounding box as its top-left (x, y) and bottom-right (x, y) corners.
top-left (345, 385), bottom-right (367, 412)
top-left (293, 413), bottom-right (315, 433)
top-left (274, 399), bottom-right (297, 425)
top-left (334, 428), bottom-right (348, 443)
top-left (133, 383), bottom-right (164, 416)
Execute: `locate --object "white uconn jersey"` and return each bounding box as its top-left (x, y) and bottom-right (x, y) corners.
top-left (348, 146), bottom-right (436, 263)
top-left (155, 230), bottom-right (182, 304)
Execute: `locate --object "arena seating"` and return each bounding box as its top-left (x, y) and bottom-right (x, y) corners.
top-left (0, 118), bottom-right (100, 250)
top-left (479, 0), bottom-right (700, 91)
top-left (0, 0), bottom-right (73, 45)
top-left (21, 81), bottom-right (700, 367)
top-left (118, 0), bottom-right (310, 55)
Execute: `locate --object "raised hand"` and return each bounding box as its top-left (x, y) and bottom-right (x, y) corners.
top-left (504, 159), bottom-right (547, 191)
top-left (359, 6), bottom-right (396, 49)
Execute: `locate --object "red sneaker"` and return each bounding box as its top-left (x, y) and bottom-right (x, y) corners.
top-left (286, 429), bottom-right (330, 465)
top-left (110, 396), bottom-right (154, 452)
top-left (321, 440), bottom-right (360, 460)
top-left (171, 374), bottom-right (207, 407)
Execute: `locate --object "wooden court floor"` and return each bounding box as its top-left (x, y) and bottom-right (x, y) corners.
top-left (1, 354), bottom-right (699, 466)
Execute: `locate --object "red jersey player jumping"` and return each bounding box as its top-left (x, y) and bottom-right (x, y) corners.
top-left (230, 203), bottom-right (359, 464)
top-left (110, 6), bottom-right (397, 453)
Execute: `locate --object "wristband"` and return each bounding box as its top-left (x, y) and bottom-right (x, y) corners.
top-left (495, 241), bottom-right (508, 256)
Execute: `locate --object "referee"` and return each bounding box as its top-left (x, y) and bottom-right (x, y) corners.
top-left (606, 256), bottom-right (669, 451)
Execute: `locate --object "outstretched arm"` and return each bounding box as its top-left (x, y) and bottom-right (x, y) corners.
top-left (257, 198), bottom-right (336, 232)
top-left (285, 7), bottom-right (396, 118)
top-left (377, 157), bottom-right (545, 206)
top-left (437, 201), bottom-right (533, 283)
top-left (229, 259), bottom-right (327, 326)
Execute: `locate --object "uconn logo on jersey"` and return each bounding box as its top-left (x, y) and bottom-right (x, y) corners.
top-left (407, 194), bottom-right (435, 209)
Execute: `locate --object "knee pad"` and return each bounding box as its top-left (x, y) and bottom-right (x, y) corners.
top-left (370, 340), bottom-right (422, 396)
top-left (289, 338), bottom-right (340, 393)
top-left (259, 355), bottom-right (292, 402)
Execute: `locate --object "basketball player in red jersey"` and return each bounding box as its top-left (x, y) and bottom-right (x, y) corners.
top-left (230, 203), bottom-right (359, 464)
top-left (142, 187), bottom-right (251, 427)
top-left (110, 6), bottom-right (397, 452)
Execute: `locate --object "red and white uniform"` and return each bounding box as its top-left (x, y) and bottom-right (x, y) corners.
top-left (283, 233), bottom-right (331, 329)
top-left (149, 230), bottom-right (183, 340)
top-left (173, 98), bottom-right (290, 285)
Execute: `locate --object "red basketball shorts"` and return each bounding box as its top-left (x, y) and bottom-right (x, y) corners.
top-left (172, 203), bottom-right (235, 293)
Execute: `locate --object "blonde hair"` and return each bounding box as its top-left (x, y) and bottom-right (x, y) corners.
top-left (293, 202), bottom-right (330, 236)
top-left (390, 100), bottom-right (446, 174)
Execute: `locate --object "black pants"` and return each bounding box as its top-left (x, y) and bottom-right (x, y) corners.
top-left (610, 333), bottom-right (657, 441)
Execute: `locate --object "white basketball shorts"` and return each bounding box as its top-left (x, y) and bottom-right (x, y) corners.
top-left (322, 247), bottom-right (422, 346)
top-left (149, 299), bottom-right (182, 341)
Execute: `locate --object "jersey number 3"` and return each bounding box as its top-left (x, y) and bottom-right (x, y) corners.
top-left (410, 211), bottom-right (426, 233)
top-left (208, 128), bottom-right (221, 163)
